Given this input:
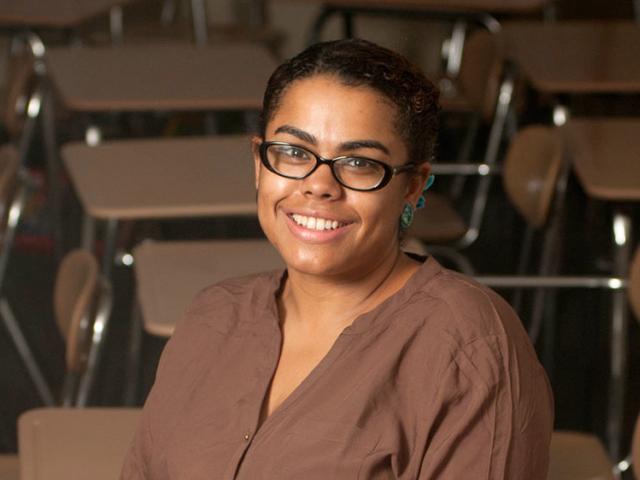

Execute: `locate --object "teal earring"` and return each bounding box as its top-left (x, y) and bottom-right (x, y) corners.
top-left (400, 202), bottom-right (415, 230)
top-left (416, 174), bottom-right (435, 210)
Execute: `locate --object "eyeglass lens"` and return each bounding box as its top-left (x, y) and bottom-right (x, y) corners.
top-left (265, 144), bottom-right (386, 190)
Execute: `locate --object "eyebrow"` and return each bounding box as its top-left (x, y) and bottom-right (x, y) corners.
top-left (274, 125), bottom-right (316, 145)
top-left (273, 124), bottom-right (391, 156)
top-left (340, 140), bottom-right (390, 156)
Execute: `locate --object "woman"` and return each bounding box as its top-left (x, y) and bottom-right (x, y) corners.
top-left (122, 39), bottom-right (553, 479)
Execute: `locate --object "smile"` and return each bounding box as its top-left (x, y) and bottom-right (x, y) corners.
top-left (290, 214), bottom-right (346, 231)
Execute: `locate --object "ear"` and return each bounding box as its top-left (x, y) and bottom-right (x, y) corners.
top-left (251, 136), bottom-right (263, 190)
top-left (404, 162), bottom-right (431, 205)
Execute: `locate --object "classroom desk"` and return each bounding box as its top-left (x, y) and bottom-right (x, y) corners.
top-left (502, 21), bottom-right (640, 95)
top-left (45, 43), bottom-right (276, 113)
top-left (43, 42), bottom-right (275, 254)
top-left (286, 0), bottom-right (552, 64)
top-left (563, 119), bottom-right (640, 461)
top-left (0, 0), bottom-right (130, 28)
top-left (133, 239), bottom-right (284, 337)
top-left (313, 0), bottom-right (549, 14)
top-left (62, 135), bottom-right (258, 276)
top-left (566, 120), bottom-right (640, 202)
top-left (0, 0), bottom-right (210, 53)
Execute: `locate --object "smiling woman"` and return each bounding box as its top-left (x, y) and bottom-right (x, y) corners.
top-left (121, 40), bottom-right (553, 480)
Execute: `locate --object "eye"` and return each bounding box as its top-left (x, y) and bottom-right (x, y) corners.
top-left (342, 157), bottom-right (379, 171)
top-left (276, 145), bottom-right (311, 160)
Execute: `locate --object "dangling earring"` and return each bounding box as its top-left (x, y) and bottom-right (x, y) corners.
top-left (399, 202), bottom-right (415, 229)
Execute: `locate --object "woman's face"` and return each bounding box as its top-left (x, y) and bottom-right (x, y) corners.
top-left (253, 74), bottom-right (429, 280)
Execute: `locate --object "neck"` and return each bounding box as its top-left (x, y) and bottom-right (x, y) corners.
top-left (280, 247), bottom-right (420, 332)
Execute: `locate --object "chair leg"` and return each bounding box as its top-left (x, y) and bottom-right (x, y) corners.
top-left (17, 88), bottom-right (42, 164)
top-left (61, 372), bottom-right (78, 407)
top-left (606, 210), bottom-right (632, 462)
top-left (449, 114), bottom-right (480, 200)
top-left (0, 298), bottom-right (55, 406)
top-left (76, 281), bottom-right (113, 407)
top-left (444, 19), bottom-right (467, 77)
top-left (529, 158), bottom-right (570, 388)
top-left (456, 71), bottom-right (514, 249)
top-left (511, 224), bottom-right (535, 314)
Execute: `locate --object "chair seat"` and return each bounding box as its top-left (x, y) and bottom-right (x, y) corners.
top-left (0, 454), bottom-right (19, 480)
top-left (547, 431), bottom-right (614, 480)
top-left (408, 193), bottom-right (467, 244)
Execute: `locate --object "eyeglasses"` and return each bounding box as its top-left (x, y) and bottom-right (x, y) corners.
top-left (259, 141), bottom-right (416, 192)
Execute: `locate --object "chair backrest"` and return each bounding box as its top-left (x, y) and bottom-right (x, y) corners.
top-left (502, 125), bottom-right (563, 229)
top-left (53, 250), bottom-right (99, 373)
top-left (547, 431), bottom-right (614, 480)
top-left (18, 407), bottom-right (140, 480)
top-left (457, 29), bottom-right (504, 121)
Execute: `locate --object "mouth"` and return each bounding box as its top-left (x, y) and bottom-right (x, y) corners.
top-left (289, 213), bottom-right (351, 231)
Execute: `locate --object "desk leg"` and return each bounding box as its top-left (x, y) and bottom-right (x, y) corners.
top-left (124, 299), bottom-right (143, 406)
top-left (342, 10), bottom-right (354, 38)
top-left (190, 0), bottom-right (208, 46)
top-left (42, 82), bottom-right (64, 262)
top-left (109, 6), bottom-right (124, 45)
top-left (244, 111), bottom-right (260, 134)
top-left (102, 219), bottom-right (119, 278)
top-left (308, 7), bottom-right (337, 45)
top-left (607, 210), bottom-right (632, 461)
top-left (81, 214), bottom-right (96, 253)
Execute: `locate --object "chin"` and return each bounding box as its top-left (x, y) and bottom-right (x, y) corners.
top-left (280, 247), bottom-right (349, 277)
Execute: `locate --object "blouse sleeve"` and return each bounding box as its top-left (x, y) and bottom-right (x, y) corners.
top-left (119, 286), bottom-right (224, 480)
top-left (414, 334), bottom-right (554, 479)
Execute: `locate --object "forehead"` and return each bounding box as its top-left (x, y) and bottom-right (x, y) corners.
top-left (267, 75), bottom-right (403, 142)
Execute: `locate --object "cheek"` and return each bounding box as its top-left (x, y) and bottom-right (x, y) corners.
top-left (358, 191), bottom-right (405, 232)
top-left (256, 170), bottom-right (296, 229)
top-left (257, 170), bottom-right (291, 204)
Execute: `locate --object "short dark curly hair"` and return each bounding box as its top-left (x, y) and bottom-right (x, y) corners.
top-left (260, 38), bottom-right (440, 165)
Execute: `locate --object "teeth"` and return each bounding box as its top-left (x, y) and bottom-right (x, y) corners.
top-left (292, 214), bottom-right (342, 231)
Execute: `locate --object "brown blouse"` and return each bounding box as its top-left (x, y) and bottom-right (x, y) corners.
top-left (121, 256), bottom-right (553, 479)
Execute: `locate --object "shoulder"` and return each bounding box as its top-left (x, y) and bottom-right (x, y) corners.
top-left (400, 260), bottom-right (546, 391)
top-left (150, 269), bottom-right (282, 385)
top-left (159, 269), bottom-right (282, 363)
top-left (412, 261), bottom-right (533, 353)
top-left (177, 269), bottom-right (282, 329)
top-left (408, 262), bottom-right (553, 433)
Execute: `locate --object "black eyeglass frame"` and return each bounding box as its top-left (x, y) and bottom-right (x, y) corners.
top-left (259, 141), bottom-right (417, 192)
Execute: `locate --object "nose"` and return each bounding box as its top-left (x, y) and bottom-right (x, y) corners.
top-left (300, 163), bottom-right (343, 200)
